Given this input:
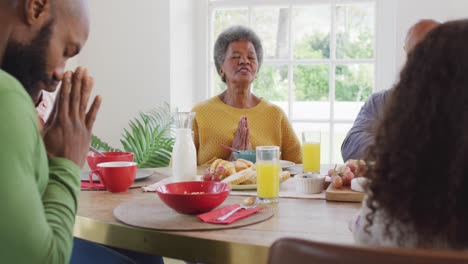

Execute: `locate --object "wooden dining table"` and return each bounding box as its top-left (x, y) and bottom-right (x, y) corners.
top-left (74, 166), bottom-right (362, 264)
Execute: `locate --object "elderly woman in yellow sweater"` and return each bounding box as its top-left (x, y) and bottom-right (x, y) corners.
top-left (192, 25), bottom-right (302, 165)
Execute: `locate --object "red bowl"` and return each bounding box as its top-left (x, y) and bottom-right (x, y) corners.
top-left (87, 151), bottom-right (134, 170)
top-left (156, 181), bottom-right (231, 214)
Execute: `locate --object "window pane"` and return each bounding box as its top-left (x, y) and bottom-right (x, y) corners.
top-left (293, 123), bottom-right (330, 164)
top-left (213, 8), bottom-right (249, 41)
top-left (252, 7), bottom-right (289, 60)
top-left (254, 65), bottom-right (288, 114)
top-left (293, 65), bottom-right (329, 120)
top-left (333, 123), bottom-right (353, 164)
top-left (335, 64), bottom-right (373, 119)
top-left (334, 101), bottom-right (365, 122)
top-left (336, 3), bottom-right (375, 59)
top-left (293, 5), bottom-right (331, 59)
top-left (294, 65), bottom-right (329, 101)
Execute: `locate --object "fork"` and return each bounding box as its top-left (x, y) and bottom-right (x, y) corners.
top-left (89, 146), bottom-right (105, 156)
top-left (216, 202), bottom-right (258, 221)
top-left (220, 144), bottom-right (241, 153)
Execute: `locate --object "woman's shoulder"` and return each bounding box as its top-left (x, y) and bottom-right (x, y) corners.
top-left (192, 96), bottom-right (222, 112)
top-left (257, 99), bottom-right (287, 116)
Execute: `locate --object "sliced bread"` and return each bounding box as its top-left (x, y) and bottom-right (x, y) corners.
top-left (221, 168), bottom-right (255, 185)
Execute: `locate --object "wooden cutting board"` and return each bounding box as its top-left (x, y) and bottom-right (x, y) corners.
top-left (325, 184), bottom-right (365, 203)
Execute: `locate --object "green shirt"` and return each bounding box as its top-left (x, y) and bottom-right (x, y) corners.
top-left (0, 70), bottom-right (80, 263)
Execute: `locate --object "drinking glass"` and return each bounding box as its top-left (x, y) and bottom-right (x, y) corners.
top-left (172, 111), bottom-right (197, 182)
top-left (302, 131), bottom-right (321, 173)
top-left (256, 146), bottom-right (281, 203)
top-left (174, 111), bottom-right (195, 129)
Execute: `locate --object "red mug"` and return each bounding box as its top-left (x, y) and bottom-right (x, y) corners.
top-left (87, 151), bottom-right (134, 171)
top-left (89, 161), bottom-right (138, 193)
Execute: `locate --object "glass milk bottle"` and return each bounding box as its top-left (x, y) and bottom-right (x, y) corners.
top-left (172, 112), bottom-right (197, 182)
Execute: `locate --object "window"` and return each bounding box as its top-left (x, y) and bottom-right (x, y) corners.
top-left (207, 0), bottom-right (381, 163)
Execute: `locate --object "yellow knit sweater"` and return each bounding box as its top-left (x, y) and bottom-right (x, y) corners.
top-left (192, 96), bottom-right (302, 165)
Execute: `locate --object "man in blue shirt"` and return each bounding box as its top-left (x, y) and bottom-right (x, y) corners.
top-left (341, 19), bottom-right (440, 161)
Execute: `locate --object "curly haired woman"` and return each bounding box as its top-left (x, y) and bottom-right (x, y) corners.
top-left (352, 19), bottom-right (468, 249)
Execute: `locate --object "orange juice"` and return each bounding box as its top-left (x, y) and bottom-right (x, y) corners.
top-left (256, 162), bottom-right (281, 200)
top-left (302, 143), bottom-right (320, 172)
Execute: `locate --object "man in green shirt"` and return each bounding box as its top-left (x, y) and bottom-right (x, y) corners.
top-left (0, 0), bottom-right (102, 263)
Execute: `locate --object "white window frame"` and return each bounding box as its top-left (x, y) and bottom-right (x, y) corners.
top-left (196, 0), bottom-right (397, 163)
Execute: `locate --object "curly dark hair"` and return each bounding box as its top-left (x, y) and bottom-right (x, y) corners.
top-left (364, 19), bottom-right (468, 248)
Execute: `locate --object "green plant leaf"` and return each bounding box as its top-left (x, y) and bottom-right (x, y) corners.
top-left (120, 103), bottom-right (175, 168)
top-left (91, 134), bottom-right (121, 152)
top-left (92, 103), bottom-right (175, 168)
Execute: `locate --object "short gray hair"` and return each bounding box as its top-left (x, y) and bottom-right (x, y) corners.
top-left (213, 25), bottom-right (263, 76)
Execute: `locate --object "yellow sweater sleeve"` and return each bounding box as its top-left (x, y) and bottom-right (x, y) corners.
top-left (279, 113), bottom-right (302, 163)
top-left (192, 96), bottom-right (302, 165)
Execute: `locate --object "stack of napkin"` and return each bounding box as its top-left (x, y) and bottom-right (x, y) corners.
top-left (197, 204), bottom-right (261, 224)
top-left (81, 181), bottom-right (105, 190)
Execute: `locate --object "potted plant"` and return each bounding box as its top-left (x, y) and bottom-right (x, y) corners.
top-left (91, 104), bottom-right (175, 168)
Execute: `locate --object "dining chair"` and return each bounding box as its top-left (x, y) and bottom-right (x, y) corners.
top-left (268, 238), bottom-right (468, 264)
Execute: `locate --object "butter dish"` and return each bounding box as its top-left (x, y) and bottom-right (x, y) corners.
top-left (294, 173), bottom-right (325, 194)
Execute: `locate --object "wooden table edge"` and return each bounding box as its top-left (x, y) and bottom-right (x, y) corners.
top-left (74, 215), bottom-right (270, 263)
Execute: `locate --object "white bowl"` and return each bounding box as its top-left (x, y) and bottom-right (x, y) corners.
top-left (294, 173), bottom-right (325, 194)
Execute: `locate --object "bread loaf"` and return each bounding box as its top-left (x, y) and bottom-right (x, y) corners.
top-left (241, 171), bottom-right (257, 184)
top-left (234, 158), bottom-right (254, 172)
top-left (279, 170), bottom-right (291, 183)
top-left (210, 159), bottom-right (236, 180)
top-left (221, 168), bottom-right (255, 185)
top-left (209, 159), bottom-right (223, 172)
top-left (213, 158), bottom-right (291, 185)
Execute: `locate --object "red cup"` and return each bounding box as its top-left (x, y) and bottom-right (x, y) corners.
top-left (89, 161), bottom-right (137, 193)
top-left (87, 151), bottom-right (134, 171)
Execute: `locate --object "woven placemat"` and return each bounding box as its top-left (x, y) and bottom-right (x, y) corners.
top-left (113, 196), bottom-right (274, 231)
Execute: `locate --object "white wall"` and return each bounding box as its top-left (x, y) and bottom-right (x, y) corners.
top-left (394, 0), bottom-right (468, 72)
top-left (169, 0), bottom-right (197, 112)
top-left (78, 0), bottom-right (171, 147)
top-left (79, 0), bottom-right (203, 147)
top-left (375, 1), bottom-right (397, 91)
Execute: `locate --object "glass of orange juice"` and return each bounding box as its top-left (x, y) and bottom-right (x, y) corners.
top-left (302, 131), bottom-right (321, 173)
top-left (256, 146), bottom-right (281, 203)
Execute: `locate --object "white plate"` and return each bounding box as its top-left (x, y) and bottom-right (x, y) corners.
top-left (280, 160), bottom-right (295, 169)
top-left (81, 168), bottom-right (154, 182)
top-left (231, 177), bottom-right (291, 190)
top-left (231, 184), bottom-right (257, 190)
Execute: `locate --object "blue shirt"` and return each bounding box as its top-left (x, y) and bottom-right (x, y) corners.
top-left (341, 89), bottom-right (392, 161)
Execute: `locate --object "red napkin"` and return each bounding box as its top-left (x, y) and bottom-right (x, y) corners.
top-left (81, 180), bottom-right (105, 190)
top-left (197, 204), bottom-right (261, 225)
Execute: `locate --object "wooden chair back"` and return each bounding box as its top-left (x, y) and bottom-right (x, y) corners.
top-left (268, 238), bottom-right (468, 264)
